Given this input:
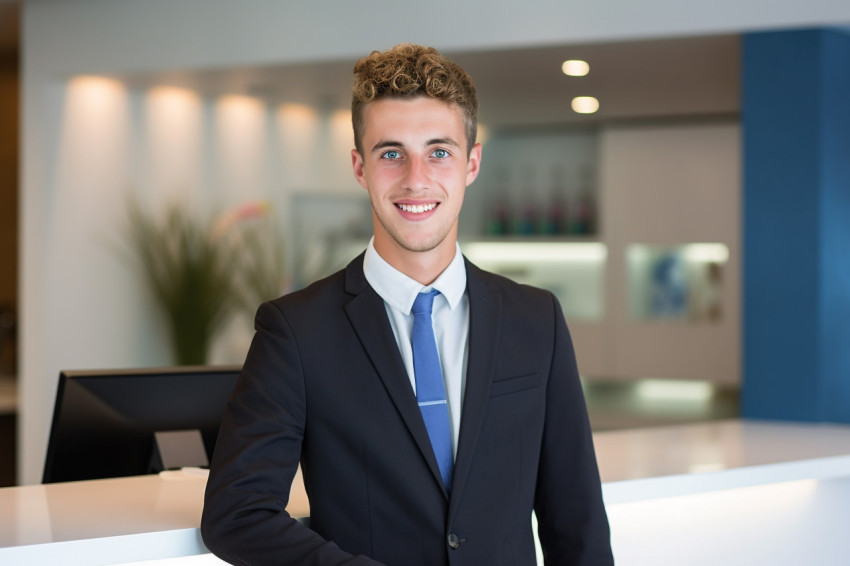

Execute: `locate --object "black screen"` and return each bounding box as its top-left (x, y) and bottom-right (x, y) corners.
top-left (42, 365), bottom-right (240, 484)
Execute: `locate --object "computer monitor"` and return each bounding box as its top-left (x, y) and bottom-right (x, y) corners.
top-left (43, 365), bottom-right (241, 484)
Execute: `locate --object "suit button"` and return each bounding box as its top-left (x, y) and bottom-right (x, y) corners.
top-left (447, 533), bottom-right (460, 549)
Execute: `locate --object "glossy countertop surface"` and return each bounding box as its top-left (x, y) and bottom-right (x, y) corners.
top-left (0, 471), bottom-right (207, 547)
top-left (0, 466), bottom-right (309, 549)
top-left (2, 419), bottom-right (850, 554)
top-left (594, 419), bottom-right (850, 482)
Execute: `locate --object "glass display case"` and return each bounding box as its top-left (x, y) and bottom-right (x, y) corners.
top-left (625, 243), bottom-right (729, 322)
top-left (461, 240), bottom-right (606, 321)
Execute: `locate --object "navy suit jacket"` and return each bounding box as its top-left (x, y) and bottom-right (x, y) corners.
top-left (201, 254), bottom-right (613, 565)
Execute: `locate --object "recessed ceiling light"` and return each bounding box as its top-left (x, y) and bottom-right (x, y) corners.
top-left (562, 59), bottom-right (590, 77)
top-left (571, 96), bottom-right (599, 114)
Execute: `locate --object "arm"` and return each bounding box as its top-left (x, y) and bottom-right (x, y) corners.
top-left (534, 295), bottom-right (614, 565)
top-left (201, 301), bottom-right (383, 566)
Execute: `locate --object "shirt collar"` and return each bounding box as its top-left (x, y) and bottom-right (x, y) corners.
top-left (363, 237), bottom-right (467, 315)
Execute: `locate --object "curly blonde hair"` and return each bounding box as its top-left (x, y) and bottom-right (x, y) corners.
top-left (351, 43), bottom-right (478, 155)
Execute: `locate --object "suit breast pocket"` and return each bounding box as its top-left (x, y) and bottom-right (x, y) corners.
top-left (489, 373), bottom-right (541, 397)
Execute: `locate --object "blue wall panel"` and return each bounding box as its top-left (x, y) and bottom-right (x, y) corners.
top-left (818, 31), bottom-right (850, 422)
top-left (742, 29), bottom-right (850, 423)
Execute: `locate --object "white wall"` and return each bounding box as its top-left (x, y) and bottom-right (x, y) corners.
top-left (20, 75), bottom-right (359, 485)
top-left (597, 121), bottom-right (741, 383)
top-left (19, 0), bottom-right (850, 484)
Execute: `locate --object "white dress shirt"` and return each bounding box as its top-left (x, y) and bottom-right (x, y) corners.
top-left (363, 238), bottom-right (470, 459)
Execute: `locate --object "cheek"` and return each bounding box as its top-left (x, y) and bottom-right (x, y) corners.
top-left (430, 162), bottom-right (463, 181)
top-left (371, 167), bottom-right (401, 186)
top-left (446, 168), bottom-right (472, 191)
top-left (365, 167), bottom-right (406, 197)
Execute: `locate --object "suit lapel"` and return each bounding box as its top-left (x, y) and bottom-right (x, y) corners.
top-left (343, 257), bottom-right (449, 497)
top-left (450, 260), bottom-right (502, 514)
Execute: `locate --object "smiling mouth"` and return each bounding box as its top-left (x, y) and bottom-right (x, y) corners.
top-left (396, 202), bottom-right (438, 214)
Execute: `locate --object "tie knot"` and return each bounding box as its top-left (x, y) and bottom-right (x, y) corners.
top-left (412, 289), bottom-right (440, 316)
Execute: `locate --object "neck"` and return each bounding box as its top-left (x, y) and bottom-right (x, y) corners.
top-left (373, 234), bottom-right (457, 286)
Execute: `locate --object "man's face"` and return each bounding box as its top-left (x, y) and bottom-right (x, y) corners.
top-left (352, 96), bottom-right (481, 267)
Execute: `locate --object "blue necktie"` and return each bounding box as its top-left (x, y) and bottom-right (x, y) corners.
top-left (412, 290), bottom-right (453, 492)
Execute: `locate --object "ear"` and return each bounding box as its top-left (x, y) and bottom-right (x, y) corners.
top-left (465, 142), bottom-right (482, 186)
top-left (351, 149), bottom-right (369, 191)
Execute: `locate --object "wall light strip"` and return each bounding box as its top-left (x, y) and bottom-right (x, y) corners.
top-left (626, 243), bottom-right (730, 264)
top-left (462, 242), bottom-right (607, 263)
top-left (683, 243), bottom-right (730, 263)
top-left (635, 379), bottom-right (714, 403)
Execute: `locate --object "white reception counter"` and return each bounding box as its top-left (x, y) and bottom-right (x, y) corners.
top-left (2, 420), bottom-right (850, 565)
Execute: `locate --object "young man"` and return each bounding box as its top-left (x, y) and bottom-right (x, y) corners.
top-left (202, 44), bottom-right (613, 566)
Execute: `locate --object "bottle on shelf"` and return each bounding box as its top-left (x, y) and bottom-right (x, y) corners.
top-left (570, 166), bottom-right (597, 235)
top-left (486, 192), bottom-right (511, 236)
top-left (513, 166), bottom-right (538, 236)
top-left (541, 165), bottom-right (568, 236)
top-left (484, 167), bottom-right (512, 236)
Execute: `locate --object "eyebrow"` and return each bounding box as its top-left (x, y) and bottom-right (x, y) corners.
top-left (370, 140), bottom-right (402, 154)
top-left (425, 137), bottom-right (461, 148)
top-left (370, 137), bottom-right (461, 154)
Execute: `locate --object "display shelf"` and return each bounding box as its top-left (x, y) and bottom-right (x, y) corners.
top-left (461, 239), bottom-right (606, 322)
top-left (457, 234), bottom-right (738, 384)
top-left (625, 243), bottom-right (728, 322)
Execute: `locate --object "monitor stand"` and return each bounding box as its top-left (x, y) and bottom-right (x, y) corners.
top-left (149, 429), bottom-right (209, 473)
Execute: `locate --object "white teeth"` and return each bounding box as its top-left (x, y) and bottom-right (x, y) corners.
top-left (398, 203), bottom-right (437, 213)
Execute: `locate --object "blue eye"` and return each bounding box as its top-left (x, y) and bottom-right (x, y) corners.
top-left (432, 148), bottom-right (450, 158)
top-left (382, 150), bottom-right (401, 160)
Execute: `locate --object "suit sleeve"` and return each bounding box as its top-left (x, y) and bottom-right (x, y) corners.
top-left (201, 301), bottom-right (384, 566)
top-left (534, 295), bottom-right (614, 565)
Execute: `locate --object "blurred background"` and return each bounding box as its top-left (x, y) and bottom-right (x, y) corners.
top-left (1, 0), bottom-right (849, 486)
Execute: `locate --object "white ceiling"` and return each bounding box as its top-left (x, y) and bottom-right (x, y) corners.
top-left (121, 33), bottom-right (740, 131)
top-left (453, 35), bottom-right (740, 129)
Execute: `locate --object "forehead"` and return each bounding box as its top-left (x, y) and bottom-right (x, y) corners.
top-left (360, 97), bottom-right (466, 144)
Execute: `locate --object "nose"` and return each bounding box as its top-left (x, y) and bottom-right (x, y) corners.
top-left (402, 155), bottom-right (429, 192)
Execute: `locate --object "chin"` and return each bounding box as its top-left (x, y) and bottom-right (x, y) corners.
top-left (395, 233), bottom-right (449, 254)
